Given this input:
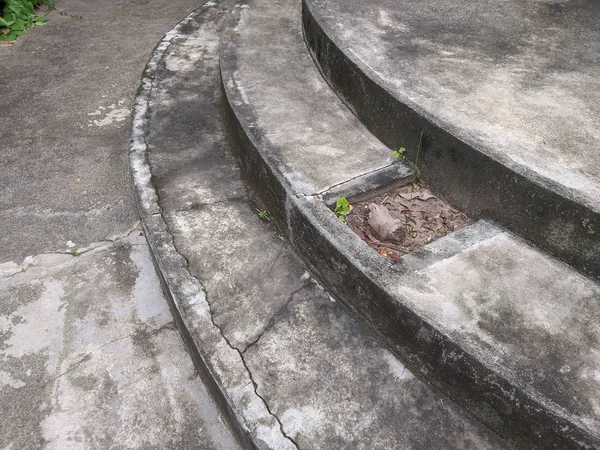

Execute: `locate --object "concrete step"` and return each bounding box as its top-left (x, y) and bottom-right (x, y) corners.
top-left (129, 1), bottom-right (511, 449)
top-left (302, 0), bottom-right (600, 281)
top-left (220, 0), bottom-right (600, 448)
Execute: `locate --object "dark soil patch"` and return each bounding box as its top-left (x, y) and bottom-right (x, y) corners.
top-left (344, 184), bottom-right (472, 261)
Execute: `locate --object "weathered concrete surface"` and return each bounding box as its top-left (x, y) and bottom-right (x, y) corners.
top-left (131, 1), bottom-right (510, 448)
top-left (244, 281), bottom-right (508, 449)
top-left (286, 187), bottom-right (600, 447)
top-left (303, 0), bottom-right (600, 281)
top-left (0, 232), bottom-right (241, 450)
top-left (306, 0), bottom-right (600, 205)
top-left (220, 0), bottom-right (600, 443)
top-left (1, 0), bottom-right (243, 448)
top-left (146, 0), bottom-right (306, 353)
top-left (398, 227), bottom-right (600, 439)
top-left (131, 4), bottom-right (298, 447)
top-left (0, 0), bottom-right (203, 263)
top-left (219, 0), bottom-right (411, 197)
top-left (166, 205), bottom-right (307, 351)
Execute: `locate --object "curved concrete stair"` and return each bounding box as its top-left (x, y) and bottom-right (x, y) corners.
top-left (302, 0), bottom-right (600, 281)
top-left (129, 1), bottom-right (509, 449)
top-left (220, 0), bottom-right (600, 448)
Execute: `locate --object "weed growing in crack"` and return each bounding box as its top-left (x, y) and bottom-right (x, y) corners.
top-left (396, 131), bottom-right (426, 186)
top-left (136, 82), bottom-right (145, 96)
top-left (257, 209), bottom-right (271, 222)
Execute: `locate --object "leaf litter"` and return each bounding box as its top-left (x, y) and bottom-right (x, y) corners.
top-left (343, 184), bottom-right (471, 262)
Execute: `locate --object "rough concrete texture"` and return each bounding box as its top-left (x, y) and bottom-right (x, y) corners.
top-left (0, 0), bottom-right (204, 263)
top-left (286, 184), bottom-right (600, 446)
top-left (132, 1), bottom-right (510, 448)
top-left (244, 281), bottom-right (508, 449)
top-left (0, 231), bottom-right (241, 450)
top-left (305, 0), bottom-right (600, 209)
top-left (397, 227), bottom-right (600, 439)
top-left (131, 3), bottom-right (297, 448)
top-left (146, 0), bottom-right (307, 353)
top-left (166, 205), bottom-right (307, 352)
top-left (220, 0), bottom-right (406, 197)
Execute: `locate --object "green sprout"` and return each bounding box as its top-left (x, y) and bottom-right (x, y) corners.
top-left (393, 147), bottom-right (407, 160)
top-left (335, 197), bottom-right (351, 222)
top-left (257, 209), bottom-right (271, 221)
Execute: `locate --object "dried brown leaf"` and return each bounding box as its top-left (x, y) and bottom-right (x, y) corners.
top-left (368, 203), bottom-right (405, 242)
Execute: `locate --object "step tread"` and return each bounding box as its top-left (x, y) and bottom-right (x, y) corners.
top-left (303, 0), bottom-right (600, 282)
top-left (244, 281), bottom-right (508, 449)
top-left (220, 1), bottom-right (411, 197)
top-left (399, 220), bottom-right (600, 437)
top-left (305, 0), bottom-right (600, 210)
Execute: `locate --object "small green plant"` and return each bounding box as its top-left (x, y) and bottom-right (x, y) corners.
top-left (393, 147), bottom-right (407, 160)
top-left (0, 0), bottom-right (55, 42)
top-left (70, 247), bottom-right (80, 257)
top-left (136, 82), bottom-right (145, 96)
top-left (413, 130), bottom-right (426, 183)
top-left (257, 209), bottom-right (271, 221)
top-left (335, 197), bottom-right (351, 222)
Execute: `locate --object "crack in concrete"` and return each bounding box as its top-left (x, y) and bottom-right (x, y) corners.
top-left (47, 225), bottom-right (145, 256)
top-left (1, 225), bottom-right (145, 279)
top-left (238, 346), bottom-right (301, 450)
top-left (42, 322), bottom-right (176, 389)
top-left (166, 223), bottom-right (300, 449)
top-left (129, 9), bottom-right (299, 446)
top-left (263, 244), bottom-right (286, 280)
top-left (241, 281), bottom-right (311, 354)
top-left (301, 161), bottom-right (413, 201)
top-left (43, 332), bottom-right (137, 387)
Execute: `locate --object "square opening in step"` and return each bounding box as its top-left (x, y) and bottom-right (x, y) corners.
top-left (336, 184), bottom-right (472, 262)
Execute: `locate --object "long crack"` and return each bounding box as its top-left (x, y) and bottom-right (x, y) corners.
top-left (238, 346), bottom-right (301, 450)
top-left (166, 224), bottom-right (300, 449)
top-left (1, 225), bottom-right (145, 279)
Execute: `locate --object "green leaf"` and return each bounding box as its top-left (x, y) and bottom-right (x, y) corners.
top-left (0, 0), bottom-right (60, 41)
top-left (335, 197), bottom-right (351, 221)
top-left (393, 147), bottom-right (407, 160)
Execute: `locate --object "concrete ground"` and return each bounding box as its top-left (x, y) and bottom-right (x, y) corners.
top-left (0, 0), bottom-right (241, 448)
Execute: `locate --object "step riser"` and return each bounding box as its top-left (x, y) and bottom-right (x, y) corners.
top-left (220, 0), bottom-right (600, 446)
top-left (302, 0), bottom-right (600, 281)
top-left (288, 203), bottom-right (595, 449)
